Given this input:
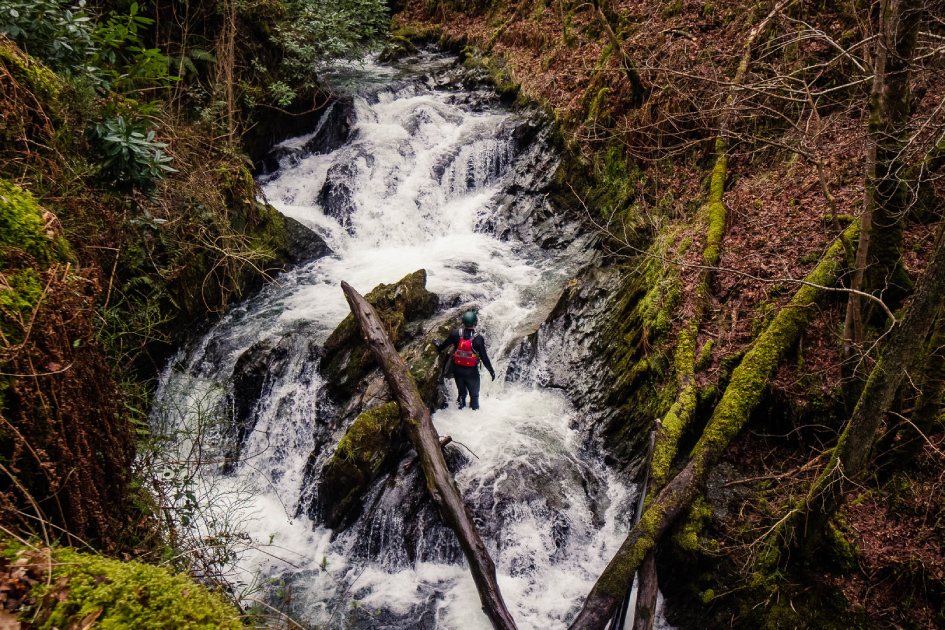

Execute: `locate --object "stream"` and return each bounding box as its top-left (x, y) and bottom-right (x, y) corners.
top-left (151, 52), bottom-right (673, 629)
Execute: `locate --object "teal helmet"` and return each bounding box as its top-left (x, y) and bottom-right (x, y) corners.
top-left (462, 310), bottom-right (478, 327)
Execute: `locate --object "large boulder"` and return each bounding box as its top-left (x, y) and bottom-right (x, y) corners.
top-left (313, 402), bottom-right (405, 529)
top-left (257, 98), bottom-right (355, 174)
top-left (316, 162), bottom-right (359, 231)
top-left (321, 269), bottom-right (439, 399)
top-left (302, 273), bottom-right (467, 530)
top-left (283, 215), bottom-right (331, 264)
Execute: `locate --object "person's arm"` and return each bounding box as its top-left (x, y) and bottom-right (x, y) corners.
top-left (433, 329), bottom-right (460, 352)
top-left (474, 336), bottom-right (495, 380)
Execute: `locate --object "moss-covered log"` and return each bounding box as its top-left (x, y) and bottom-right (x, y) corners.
top-left (568, 222), bottom-right (858, 630)
top-left (626, 5), bottom-right (792, 614)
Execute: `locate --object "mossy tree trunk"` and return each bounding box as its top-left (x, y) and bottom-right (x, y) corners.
top-left (592, 0), bottom-right (645, 106)
top-left (861, 0), bottom-right (923, 309)
top-left (569, 224), bottom-right (858, 630)
top-left (782, 225), bottom-right (945, 553)
top-left (890, 309), bottom-right (945, 466)
top-left (627, 4), bottom-right (793, 621)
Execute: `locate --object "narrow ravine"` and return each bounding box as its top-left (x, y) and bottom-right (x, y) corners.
top-left (151, 53), bottom-right (673, 629)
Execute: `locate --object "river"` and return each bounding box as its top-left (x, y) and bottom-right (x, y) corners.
top-left (150, 52), bottom-right (673, 629)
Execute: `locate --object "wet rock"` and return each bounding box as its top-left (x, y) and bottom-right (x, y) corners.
top-left (402, 104), bottom-right (463, 135)
top-left (317, 162), bottom-right (359, 231)
top-left (378, 35), bottom-right (417, 63)
top-left (259, 99), bottom-right (355, 174)
top-left (283, 216), bottom-right (331, 264)
top-left (297, 272), bottom-right (453, 528)
top-left (321, 269), bottom-right (439, 400)
top-left (224, 335), bottom-right (308, 471)
top-left (505, 263), bottom-right (661, 472)
top-left (314, 402), bottom-right (407, 529)
top-left (340, 446), bottom-right (468, 566)
top-left (301, 314), bottom-right (457, 529)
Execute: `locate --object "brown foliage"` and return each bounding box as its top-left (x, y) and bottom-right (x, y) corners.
top-left (0, 265), bottom-right (135, 550)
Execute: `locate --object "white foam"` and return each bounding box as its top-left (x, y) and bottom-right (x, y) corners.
top-left (152, 59), bottom-right (674, 629)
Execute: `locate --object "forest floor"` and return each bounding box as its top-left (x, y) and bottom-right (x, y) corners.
top-left (398, 0), bottom-right (945, 626)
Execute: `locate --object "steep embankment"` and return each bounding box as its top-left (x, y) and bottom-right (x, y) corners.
top-left (0, 38), bottom-right (302, 550)
top-left (392, 1), bottom-right (945, 628)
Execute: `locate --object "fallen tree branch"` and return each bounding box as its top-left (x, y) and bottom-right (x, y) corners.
top-left (340, 281), bottom-right (518, 630)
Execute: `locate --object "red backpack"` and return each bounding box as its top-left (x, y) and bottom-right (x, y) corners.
top-left (453, 334), bottom-right (478, 367)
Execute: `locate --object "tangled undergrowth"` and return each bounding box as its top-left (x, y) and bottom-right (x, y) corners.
top-left (0, 35), bottom-right (293, 551)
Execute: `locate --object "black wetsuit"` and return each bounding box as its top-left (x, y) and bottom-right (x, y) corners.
top-left (434, 327), bottom-right (495, 410)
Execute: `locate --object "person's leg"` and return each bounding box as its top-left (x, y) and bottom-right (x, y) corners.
top-left (468, 372), bottom-right (481, 410)
top-left (454, 374), bottom-right (467, 409)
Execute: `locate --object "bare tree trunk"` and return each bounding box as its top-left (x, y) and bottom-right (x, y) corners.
top-left (222, 0), bottom-right (237, 146)
top-left (631, 553), bottom-right (658, 630)
top-left (568, 224), bottom-right (858, 630)
top-left (783, 224), bottom-right (945, 551)
top-left (340, 281), bottom-right (518, 630)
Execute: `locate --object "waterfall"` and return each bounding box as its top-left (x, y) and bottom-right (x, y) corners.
top-left (151, 52), bottom-right (674, 629)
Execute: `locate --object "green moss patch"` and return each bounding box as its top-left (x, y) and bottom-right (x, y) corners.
top-left (0, 540), bottom-right (242, 630)
top-left (318, 402), bottom-right (406, 528)
top-left (0, 180), bottom-right (64, 266)
top-left (322, 269), bottom-right (438, 397)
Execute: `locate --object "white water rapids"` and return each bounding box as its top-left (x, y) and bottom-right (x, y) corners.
top-left (151, 54), bottom-right (674, 629)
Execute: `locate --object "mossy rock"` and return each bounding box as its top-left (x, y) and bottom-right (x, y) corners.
top-left (316, 401), bottom-right (405, 528)
top-left (379, 35), bottom-right (418, 62)
top-left (0, 539), bottom-right (242, 629)
top-left (0, 42), bottom-right (61, 105)
top-left (0, 42), bottom-right (64, 160)
top-left (306, 315), bottom-right (451, 529)
top-left (405, 320), bottom-right (454, 404)
top-left (322, 269), bottom-right (439, 399)
top-left (0, 179), bottom-right (70, 267)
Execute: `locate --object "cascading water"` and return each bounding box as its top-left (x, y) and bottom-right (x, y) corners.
top-left (151, 53), bottom-right (674, 629)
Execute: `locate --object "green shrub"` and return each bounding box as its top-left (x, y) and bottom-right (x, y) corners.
top-left (0, 0), bottom-right (95, 71)
top-left (87, 115), bottom-right (176, 191)
top-left (91, 2), bottom-right (176, 91)
top-left (274, 0), bottom-right (389, 90)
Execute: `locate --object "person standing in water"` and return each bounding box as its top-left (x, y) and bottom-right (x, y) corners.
top-left (433, 310), bottom-right (495, 410)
